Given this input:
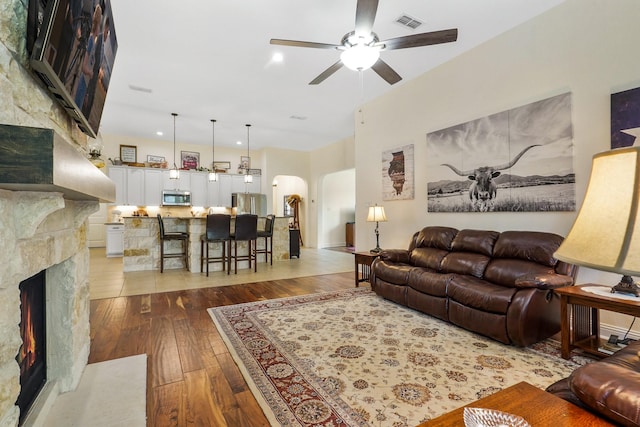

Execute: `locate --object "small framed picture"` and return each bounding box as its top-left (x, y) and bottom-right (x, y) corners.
top-left (147, 155), bottom-right (165, 163)
top-left (119, 144), bottom-right (137, 164)
top-left (181, 151), bottom-right (200, 169)
top-left (213, 161), bottom-right (231, 171)
top-left (240, 156), bottom-right (250, 169)
top-left (249, 168), bottom-right (261, 176)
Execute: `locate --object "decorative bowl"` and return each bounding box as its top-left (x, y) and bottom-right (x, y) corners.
top-left (463, 407), bottom-right (531, 427)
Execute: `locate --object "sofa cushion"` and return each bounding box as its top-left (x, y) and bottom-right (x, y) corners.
top-left (408, 268), bottom-right (451, 297)
top-left (484, 259), bottom-right (555, 288)
top-left (411, 247), bottom-right (450, 270)
top-left (372, 260), bottom-right (413, 285)
top-left (447, 275), bottom-right (516, 314)
top-left (493, 231), bottom-right (563, 267)
top-left (441, 252), bottom-right (491, 278)
top-left (569, 343), bottom-right (640, 426)
top-left (451, 229), bottom-right (500, 257)
top-left (414, 226), bottom-right (458, 250)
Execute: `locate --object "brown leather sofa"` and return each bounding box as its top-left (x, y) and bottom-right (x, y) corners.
top-left (370, 226), bottom-right (577, 346)
top-left (547, 341), bottom-right (640, 426)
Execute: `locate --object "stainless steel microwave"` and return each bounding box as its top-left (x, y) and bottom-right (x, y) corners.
top-left (162, 190), bottom-right (191, 206)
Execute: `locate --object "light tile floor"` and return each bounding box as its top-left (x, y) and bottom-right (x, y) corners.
top-left (89, 247), bottom-right (355, 300)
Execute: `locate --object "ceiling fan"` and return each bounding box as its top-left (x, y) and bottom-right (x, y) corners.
top-left (270, 0), bottom-right (458, 85)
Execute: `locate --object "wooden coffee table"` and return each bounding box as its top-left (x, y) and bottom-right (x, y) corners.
top-left (416, 381), bottom-right (613, 426)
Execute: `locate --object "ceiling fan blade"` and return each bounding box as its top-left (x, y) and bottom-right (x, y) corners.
top-left (354, 0), bottom-right (379, 36)
top-left (270, 39), bottom-right (341, 49)
top-left (371, 59), bottom-right (402, 85)
top-left (380, 28), bottom-right (458, 50)
top-left (309, 61), bottom-right (344, 85)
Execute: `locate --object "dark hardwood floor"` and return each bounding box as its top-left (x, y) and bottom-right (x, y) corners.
top-left (89, 272), bottom-right (355, 426)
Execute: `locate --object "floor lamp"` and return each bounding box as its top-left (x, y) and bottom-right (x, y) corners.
top-left (367, 205), bottom-right (387, 254)
top-left (554, 147), bottom-right (640, 296)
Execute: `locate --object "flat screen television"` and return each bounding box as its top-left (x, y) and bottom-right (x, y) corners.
top-left (30, 0), bottom-right (118, 138)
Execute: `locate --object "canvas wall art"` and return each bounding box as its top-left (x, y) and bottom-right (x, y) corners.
top-left (382, 144), bottom-right (414, 201)
top-left (611, 86), bottom-right (640, 149)
top-left (426, 92), bottom-right (575, 212)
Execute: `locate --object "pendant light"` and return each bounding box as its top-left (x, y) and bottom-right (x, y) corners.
top-left (208, 119), bottom-right (218, 182)
top-left (169, 113), bottom-right (180, 180)
top-left (244, 124), bottom-right (253, 184)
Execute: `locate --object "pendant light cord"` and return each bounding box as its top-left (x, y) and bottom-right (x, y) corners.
top-left (172, 113), bottom-right (178, 168)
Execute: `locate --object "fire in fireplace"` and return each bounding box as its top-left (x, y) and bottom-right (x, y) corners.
top-left (16, 270), bottom-right (46, 423)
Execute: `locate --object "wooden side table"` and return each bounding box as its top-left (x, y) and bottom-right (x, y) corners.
top-left (417, 381), bottom-right (614, 426)
top-left (353, 251), bottom-right (379, 287)
top-left (555, 284), bottom-right (640, 359)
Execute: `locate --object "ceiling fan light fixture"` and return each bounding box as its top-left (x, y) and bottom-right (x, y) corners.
top-left (340, 44), bottom-right (379, 71)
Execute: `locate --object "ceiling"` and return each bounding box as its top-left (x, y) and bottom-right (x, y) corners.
top-left (99, 0), bottom-right (565, 152)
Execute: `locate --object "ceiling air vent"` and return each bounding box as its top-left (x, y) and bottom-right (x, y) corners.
top-left (395, 14), bottom-right (423, 30)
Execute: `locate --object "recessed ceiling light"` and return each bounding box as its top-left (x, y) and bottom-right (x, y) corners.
top-left (156, 131), bottom-right (163, 136)
top-left (236, 140), bottom-right (242, 145)
top-left (272, 52), bottom-right (284, 62)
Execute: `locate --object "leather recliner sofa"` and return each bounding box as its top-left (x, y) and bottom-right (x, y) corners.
top-left (370, 226), bottom-right (578, 346)
top-left (547, 341), bottom-right (640, 426)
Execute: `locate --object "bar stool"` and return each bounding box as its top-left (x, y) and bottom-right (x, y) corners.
top-left (256, 214), bottom-right (274, 265)
top-left (157, 214), bottom-right (189, 273)
top-left (200, 214), bottom-right (231, 276)
top-left (229, 214), bottom-right (258, 274)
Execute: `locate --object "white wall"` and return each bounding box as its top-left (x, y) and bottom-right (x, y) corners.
top-left (355, 0), bottom-right (640, 331)
top-left (320, 169), bottom-right (356, 248)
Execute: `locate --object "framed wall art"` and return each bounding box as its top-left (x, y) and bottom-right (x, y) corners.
top-left (146, 155), bottom-right (165, 163)
top-left (611, 86), bottom-right (640, 149)
top-left (426, 92), bottom-right (575, 213)
top-left (382, 144), bottom-right (414, 201)
top-left (213, 161), bottom-right (231, 171)
top-left (181, 151), bottom-right (199, 169)
top-left (240, 156), bottom-right (250, 169)
top-left (119, 144), bottom-right (137, 164)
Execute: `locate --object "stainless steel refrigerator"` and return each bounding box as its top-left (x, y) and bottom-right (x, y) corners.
top-left (231, 193), bottom-right (267, 216)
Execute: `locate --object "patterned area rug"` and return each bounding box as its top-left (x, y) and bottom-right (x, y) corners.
top-left (208, 288), bottom-right (589, 426)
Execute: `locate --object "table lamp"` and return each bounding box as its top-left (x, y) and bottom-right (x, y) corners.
top-left (554, 147), bottom-right (640, 296)
top-left (367, 205), bottom-right (387, 254)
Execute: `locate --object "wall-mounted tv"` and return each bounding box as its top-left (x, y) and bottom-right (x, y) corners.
top-left (30, 0), bottom-right (118, 138)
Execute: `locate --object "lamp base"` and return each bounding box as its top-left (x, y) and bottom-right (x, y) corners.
top-left (611, 275), bottom-right (640, 297)
top-left (370, 247), bottom-right (381, 254)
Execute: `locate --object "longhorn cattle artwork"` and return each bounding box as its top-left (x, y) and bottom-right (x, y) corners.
top-left (440, 145), bottom-right (540, 212)
top-left (427, 93), bottom-right (575, 212)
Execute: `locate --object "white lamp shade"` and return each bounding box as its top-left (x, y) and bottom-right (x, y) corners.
top-left (244, 174), bottom-right (253, 183)
top-left (367, 205), bottom-right (387, 222)
top-left (340, 44), bottom-right (380, 71)
top-left (208, 171), bottom-right (218, 182)
top-left (554, 147), bottom-right (640, 275)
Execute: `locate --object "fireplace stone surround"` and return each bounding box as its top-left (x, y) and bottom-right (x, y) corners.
top-left (0, 190), bottom-right (102, 426)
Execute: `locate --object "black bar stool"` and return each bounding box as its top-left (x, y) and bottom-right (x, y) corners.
top-left (200, 214), bottom-right (231, 276)
top-left (229, 214), bottom-right (258, 274)
top-left (256, 214), bottom-right (275, 265)
top-left (157, 214), bottom-right (189, 273)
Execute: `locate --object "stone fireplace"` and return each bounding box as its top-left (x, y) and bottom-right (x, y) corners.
top-left (0, 190), bottom-right (99, 425)
top-left (0, 126), bottom-right (115, 426)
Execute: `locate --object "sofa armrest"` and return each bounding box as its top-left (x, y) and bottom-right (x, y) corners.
top-left (514, 273), bottom-right (574, 290)
top-left (378, 249), bottom-right (411, 264)
top-left (570, 361), bottom-right (640, 426)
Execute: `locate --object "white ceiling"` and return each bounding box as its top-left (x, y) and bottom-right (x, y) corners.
top-left (100, 0), bottom-right (565, 151)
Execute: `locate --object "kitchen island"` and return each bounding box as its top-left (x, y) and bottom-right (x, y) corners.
top-left (122, 216), bottom-right (291, 272)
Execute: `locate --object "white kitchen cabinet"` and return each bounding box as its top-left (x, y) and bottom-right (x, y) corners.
top-left (144, 169), bottom-right (164, 206)
top-left (108, 166), bottom-right (126, 205)
top-left (207, 178), bottom-right (221, 206)
top-left (189, 171), bottom-right (208, 207)
top-left (106, 223), bottom-right (124, 257)
top-left (126, 168), bottom-right (145, 205)
top-left (162, 169), bottom-right (191, 192)
top-left (218, 174), bottom-right (233, 207)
